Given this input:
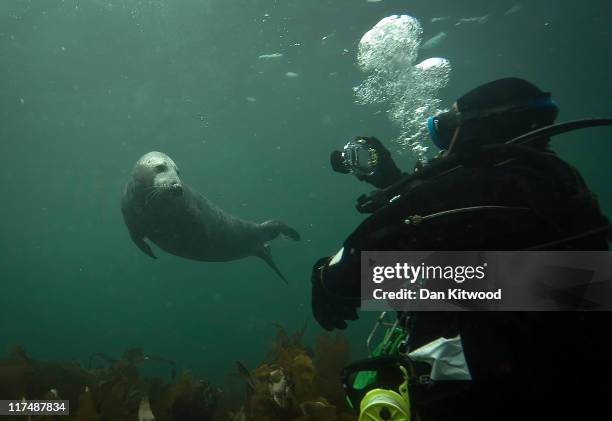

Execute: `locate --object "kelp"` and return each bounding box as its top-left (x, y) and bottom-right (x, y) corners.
top-left (0, 346), bottom-right (97, 406)
top-left (312, 335), bottom-right (351, 409)
top-left (0, 328), bottom-right (356, 421)
top-left (152, 371), bottom-right (220, 421)
top-left (0, 346), bottom-right (219, 421)
top-left (88, 348), bottom-right (176, 383)
top-left (228, 325), bottom-right (357, 421)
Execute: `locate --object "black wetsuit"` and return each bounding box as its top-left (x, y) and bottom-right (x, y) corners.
top-left (314, 146), bottom-right (610, 420)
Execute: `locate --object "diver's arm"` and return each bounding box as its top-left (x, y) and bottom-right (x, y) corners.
top-left (331, 137), bottom-right (404, 189)
top-left (311, 150), bottom-right (610, 330)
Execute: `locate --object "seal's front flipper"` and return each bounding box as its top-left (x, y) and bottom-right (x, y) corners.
top-left (260, 220), bottom-right (301, 241)
top-left (131, 234), bottom-right (157, 259)
top-left (256, 244), bottom-right (288, 284)
top-left (123, 205), bottom-right (157, 259)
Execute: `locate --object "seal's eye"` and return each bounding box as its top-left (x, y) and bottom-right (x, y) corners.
top-left (155, 164), bottom-right (167, 172)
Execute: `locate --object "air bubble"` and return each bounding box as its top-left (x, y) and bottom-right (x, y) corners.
top-left (354, 15), bottom-right (451, 161)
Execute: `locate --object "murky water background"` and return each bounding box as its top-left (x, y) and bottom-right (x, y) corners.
top-left (1, 0), bottom-right (610, 386)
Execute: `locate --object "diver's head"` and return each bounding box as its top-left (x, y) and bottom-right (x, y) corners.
top-left (428, 78), bottom-right (559, 152)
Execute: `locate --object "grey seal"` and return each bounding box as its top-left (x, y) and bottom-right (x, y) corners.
top-left (121, 151), bottom-right (300, 282)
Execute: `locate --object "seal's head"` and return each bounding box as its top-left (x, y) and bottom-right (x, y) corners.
top-left (131, 151), bottom-right (183, 203)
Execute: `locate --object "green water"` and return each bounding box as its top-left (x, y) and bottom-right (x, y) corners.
top-left (1, 0), bottom-right (611, 387)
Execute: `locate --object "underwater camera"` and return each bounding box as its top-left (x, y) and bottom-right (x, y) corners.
top-left (331, 137), bottom-right (380, 177)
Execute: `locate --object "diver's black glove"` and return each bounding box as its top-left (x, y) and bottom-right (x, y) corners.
top-left (357, 137), bottom-right (402, 188)
top-left (311, 257), bottom-right (360, 331)
top-left (330, 137), bottom-right (403, 189)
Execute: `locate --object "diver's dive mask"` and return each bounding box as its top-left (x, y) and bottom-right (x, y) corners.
top-left (427, 94), bottom-right (559, 151)
top-left (427, 109), bottom-right (459, 151)
top-left (332, 137), bottom-right (379, 177)
top-left (342, 356), bottom-right (412, 421)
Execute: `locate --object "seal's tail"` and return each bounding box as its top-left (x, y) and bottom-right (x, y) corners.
top-left (256, 244), bottom-right (288, 284)
top-left (259, 220), bottom-right (301, 241)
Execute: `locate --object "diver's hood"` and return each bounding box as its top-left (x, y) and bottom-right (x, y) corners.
top-left (430, 78), bottom-right (560, 151)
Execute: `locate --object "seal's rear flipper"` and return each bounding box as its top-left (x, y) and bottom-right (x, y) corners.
top-left (260, 220), bottom-right (301, 241)
top-left (256, 244), bottom-right (288, 284)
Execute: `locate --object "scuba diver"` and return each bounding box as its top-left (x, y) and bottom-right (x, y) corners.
top-left (312, 78), bottom-right (612, 421)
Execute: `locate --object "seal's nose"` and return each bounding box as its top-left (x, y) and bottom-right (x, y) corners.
top-left (171, 183), bottom-right (183, 196)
